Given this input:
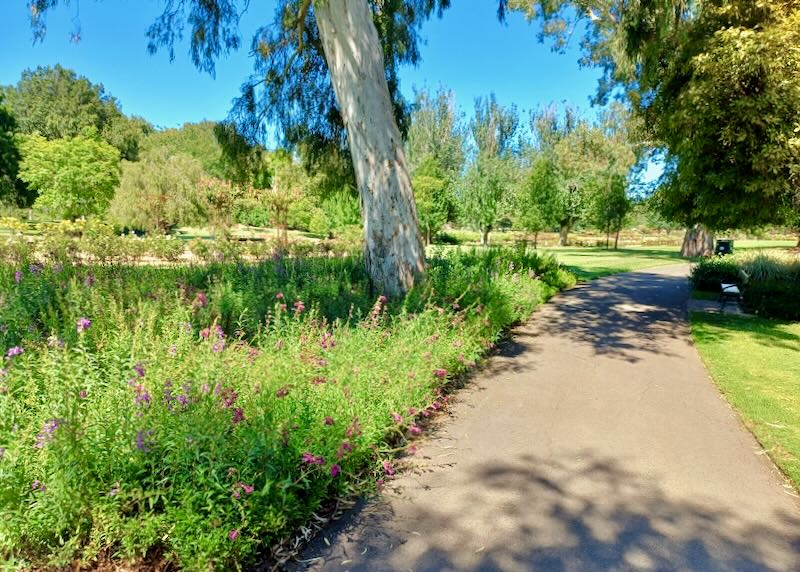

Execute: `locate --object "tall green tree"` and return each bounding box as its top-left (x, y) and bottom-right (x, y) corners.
top-left (511, 0), bottom-right (800, 254)
top-left (516, 152), bottom-right (560, 248)
top-left (411, 156), bottom-right (451, 245)
top-left (3, 65), bottom-right (150, 161)
top-left (459, 95), bottom-right (520, 245)
top-left (27, 0), bottom-right (467, 295)
top-left (18, 132), bottom-right (120, 219)
top-left (0, 94), bottom-right (20, 204)
top-left (407, 87), bottom-right (465, 187)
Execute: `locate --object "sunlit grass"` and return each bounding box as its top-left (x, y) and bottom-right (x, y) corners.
top-left (691, 313), bottom-right (800, 490)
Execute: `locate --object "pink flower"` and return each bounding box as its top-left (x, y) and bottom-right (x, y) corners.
top-left (433, 368), bottom-right (448, 379)
top-left (391, 412), bottom-right (403, 424)
top-left (228, 529), bottom-right (239, 541)
top-left (302, 452), bottom-right (325, 465)
top-left (293, 300), bottom-right (305, 314)
top-left (275, 292), bottom-right (284, 300)
top-left (409, 424), bottom-right (422, 436)
top-left (382, 460), bottom-right (395, 476)
top-left (324, 416), bottom-right (335, 426)
top-left (79, 390), bottom-right (88, 399)
top-left (193, 292), bottom-right (208, 308)
top-left (241, 483), bottom-right (254, 494)
top-left (330, 464), bottom-right (341, 477)
top-left (275, 386), bottom-right (290, 398)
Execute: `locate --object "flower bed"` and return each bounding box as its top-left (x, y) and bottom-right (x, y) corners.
top-left (0, 247), bottom-right (574, 569)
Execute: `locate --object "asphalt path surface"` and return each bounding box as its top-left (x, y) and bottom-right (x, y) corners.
top-left (292, 265), bottom-right (800, 571)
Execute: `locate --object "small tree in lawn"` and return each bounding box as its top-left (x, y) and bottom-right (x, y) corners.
top-left (411, 157), bottom-right (450, 245)
top-left (460, 95), bottom-right (519, 246)
top-left (588, 171), bottom-right (631, 249)
top-left (516, 152), bottom-right (560, 249)
top-left (18, 132), bottom-right (120, 219)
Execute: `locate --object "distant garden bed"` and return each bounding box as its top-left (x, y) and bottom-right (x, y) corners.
top-left (689, 251), bottom-right (800, 320)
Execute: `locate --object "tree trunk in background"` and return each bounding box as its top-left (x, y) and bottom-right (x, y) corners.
top-left (614, 228), bottom-right (620, 250)
top-left (533, 231), bottom-right (539, 249)
top-left (315, 0), bottom-right (425, 296)
top-left (480, 227), bottom-right (490, 246)
top-left (680, 224), bottom-right (714, 257)
top-left (559, 223), bottom-right (570, 246)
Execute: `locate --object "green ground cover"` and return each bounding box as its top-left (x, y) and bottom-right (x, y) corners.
top-left (691, 313), bottom-right (800, 491)
top-left (0, 248), bottom-right (574, 569)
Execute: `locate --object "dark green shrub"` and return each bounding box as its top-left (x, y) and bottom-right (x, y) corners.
top-left (689, 256), bottom-right (740, 291)
top-left (744, 279), bottom-right (800, 320)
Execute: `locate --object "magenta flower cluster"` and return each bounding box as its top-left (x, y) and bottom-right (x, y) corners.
top-left (76, 317), bottom-right (92, 333)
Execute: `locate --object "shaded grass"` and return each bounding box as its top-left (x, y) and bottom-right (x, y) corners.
top-left (690, 313), bottom-right (800, 490)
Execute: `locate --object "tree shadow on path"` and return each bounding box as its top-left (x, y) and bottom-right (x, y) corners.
top-left (293, 452), bottom-right (800, 571)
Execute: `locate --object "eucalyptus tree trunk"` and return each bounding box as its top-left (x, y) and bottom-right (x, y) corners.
top-left (314, 0), bottom-right (425, 296)
top-left (680, 223), bottom-right (714, 257)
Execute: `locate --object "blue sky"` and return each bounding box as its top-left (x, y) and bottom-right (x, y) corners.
top-left (0, 1), bottom-right (602, 129)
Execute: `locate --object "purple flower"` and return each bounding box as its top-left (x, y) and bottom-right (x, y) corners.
top-left (135, 429), bottom-right (154, 452)
top-left (324, 416), bottom-right (335, 426)
top-left (29, 263), bottom-right (43, 275)
top-left (212, 340), bottom-right (225, 353)
top-left (14, 270), bottom-right (22, 283)
top-left (83, 273), bottom-right (95, 287)
top-left (169, 345), bottom-right (177, 356)
top-left (52, 263), bottom-right (63, 274)
top-left (79, 390), bottom-right (88, 399)
top-left (134, 391), bottom-right (151, 406)
top-left (382, 460), bottom-right (396, 476)
top-left (409, 424), bottom-right (422, 436)
top-left (336, 441), bottom-right (353, 460)
top-left (31, 480), bottom-right (46, 492)
top-left (330, 464), bottom-right (341, 477)
top-left (275, 386), bottom-right (290, 399)
top-left (34, 418), bottom-right (62, 449)
top-left (76, 317), bottom-right (92, 333)
top-left (302, 452), bottom-right (325, 465)
top-left (231, 407), bottom-right (245, 424)
top-left (133, 362), bottom-right (146, 377)
top-left (228, 529), bottom-right (239, 541)
top-left (108, 482), bottom-right (120, 496)
top-left (240, 482), bottom-right (254, 494)
top-left (433, 368), bottom-right (448, 379)
top-left (5, 346), bottom-right (24, 358)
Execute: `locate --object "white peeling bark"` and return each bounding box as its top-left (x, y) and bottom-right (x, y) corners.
top-left (314, 0), bottom-right (425, 296)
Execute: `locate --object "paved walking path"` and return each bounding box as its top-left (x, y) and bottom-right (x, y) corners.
top-left (293, 265), bottom-right (800, 571)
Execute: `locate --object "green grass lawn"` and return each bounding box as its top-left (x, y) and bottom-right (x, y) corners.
top-left (541, 246), bottom-right (684, 280)
top-left (691, 313), bottom-right (800, 490)
top-left (541, 240), bottom-right (795, 281)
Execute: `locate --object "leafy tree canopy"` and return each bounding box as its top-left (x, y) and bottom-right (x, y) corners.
top-left (3, 65), bottom-right (151, 160)
top-left (18, 131), bottom-right (120, 219)
top-left (0, 95), bottom-right (21, 204)
top-left (509, 0), bottom-right (800, 230)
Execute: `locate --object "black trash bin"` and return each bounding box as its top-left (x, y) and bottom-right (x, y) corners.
top-left (715, 239), bottom-right (734, 256)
